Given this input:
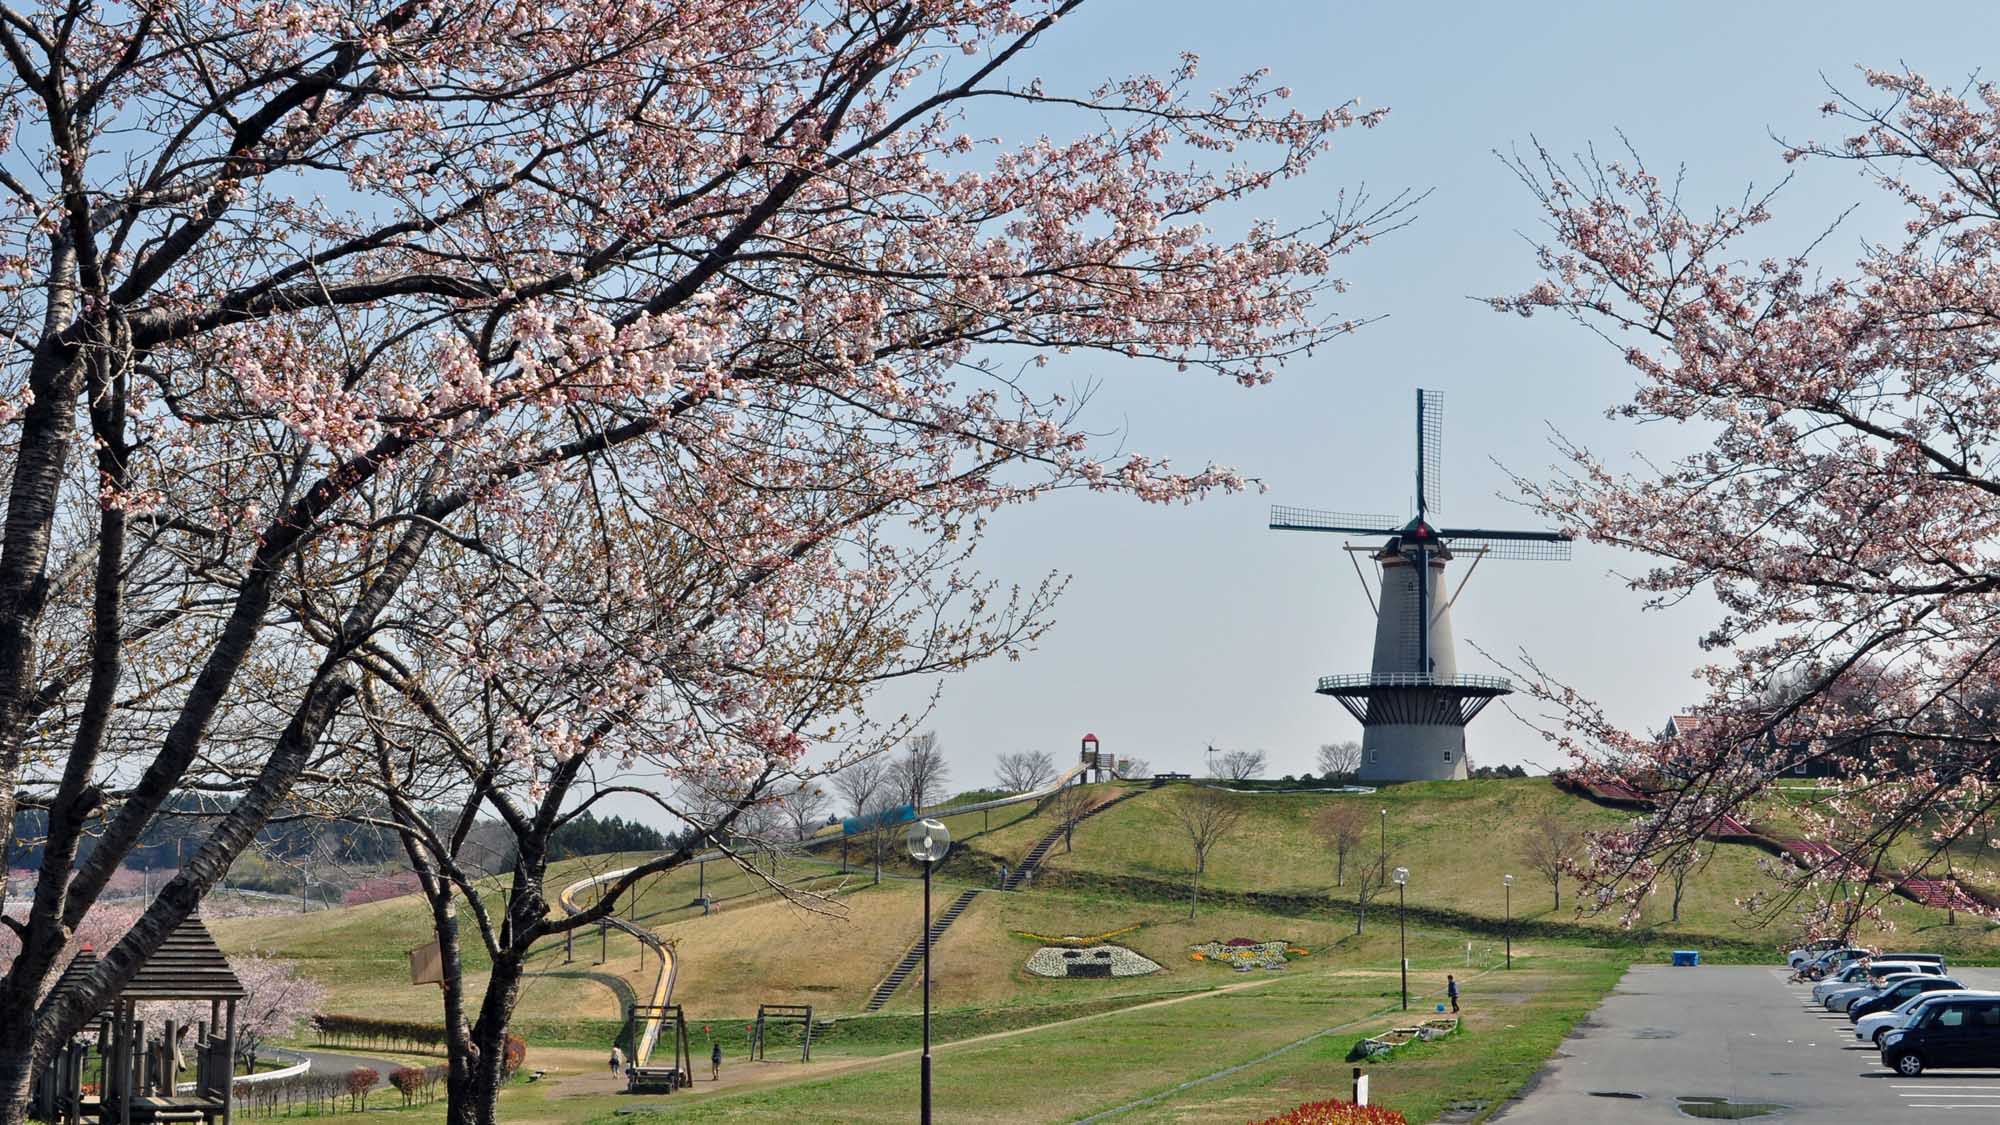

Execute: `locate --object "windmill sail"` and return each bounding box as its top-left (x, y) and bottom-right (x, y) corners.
top-left (1268, 506), bottom-right (1400, 535)
top-left (1437, 534), bottom-right (1572, 561)
top-left (1416, 389), bottom-right (1443, 517)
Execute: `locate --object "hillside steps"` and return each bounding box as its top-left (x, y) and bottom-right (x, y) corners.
top-left (862, 787), bottom-right (1141, 1012)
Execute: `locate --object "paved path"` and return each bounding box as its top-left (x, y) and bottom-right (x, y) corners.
top-left (1496, 964), bottom-right (2000, 1122)
top-left (292, 1048), bottom-right (409, 1089)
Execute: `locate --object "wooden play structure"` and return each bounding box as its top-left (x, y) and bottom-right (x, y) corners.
top-left (31, 914), bottom-right (245, 1125)
top-left (750, 1004), bottom-right (814, 1063)
top-left (622, 1003), bottom-right (691, 1094)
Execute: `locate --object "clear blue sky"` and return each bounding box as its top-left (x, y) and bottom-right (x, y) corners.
top-left (600, 3), bottom-right (2000, 826)
top-left (852, 0), bottom-right (2000, 790)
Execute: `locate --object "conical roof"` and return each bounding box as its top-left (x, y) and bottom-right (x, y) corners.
top-left (123, 911), bottom-right (244, 1000)
top-left (48, 944), bottom-right (101, 1003)
top-left (52, 913), bottom-right (245, 1003)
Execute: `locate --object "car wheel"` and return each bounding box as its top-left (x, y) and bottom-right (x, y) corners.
top-left (1873, 1029), bottom-right (1890, 1046)
top-left (1894, 1053), bottom-right (1924, 1077)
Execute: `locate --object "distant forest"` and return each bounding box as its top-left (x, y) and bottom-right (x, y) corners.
top-left (6, 799), bottom-right (668, 872)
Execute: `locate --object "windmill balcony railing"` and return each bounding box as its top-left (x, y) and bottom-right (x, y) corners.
top-left (1316, 672), bottom-right (1513, 693)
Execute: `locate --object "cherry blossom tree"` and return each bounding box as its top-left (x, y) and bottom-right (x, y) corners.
top-left (0, 2), bottom-right (1407, 1121)
top-left (1497, 67), bottom-right (2000, 933)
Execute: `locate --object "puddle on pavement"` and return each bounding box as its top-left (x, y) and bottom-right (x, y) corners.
top-left (1676, 1096), bottom-right (1787, 1119)
top-left (1588, 1091), bottom-right (1643, 1099)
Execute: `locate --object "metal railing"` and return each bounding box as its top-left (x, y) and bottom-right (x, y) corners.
top-left (1316, 672), bottom-right (1513, 693)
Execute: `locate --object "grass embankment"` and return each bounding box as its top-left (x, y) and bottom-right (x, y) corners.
top-left (990, 778), bottom-right (2000, 962)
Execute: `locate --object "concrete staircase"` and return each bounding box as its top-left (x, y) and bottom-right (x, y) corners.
top-left (862, 788), bottom-right (1141, 1011)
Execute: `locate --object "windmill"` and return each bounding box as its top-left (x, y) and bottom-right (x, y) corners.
top-left (1270, 389), bottom-right (1571, 781)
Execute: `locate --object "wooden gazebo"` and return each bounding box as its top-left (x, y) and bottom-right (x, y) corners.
top-left (33, 913), bottom-right (243, 1125)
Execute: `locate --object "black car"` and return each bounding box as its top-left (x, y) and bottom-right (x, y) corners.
top-left (1850, 976), bottom-right (1964, 1022)
top-left (1880, 997), bottom-right (2000, 1075)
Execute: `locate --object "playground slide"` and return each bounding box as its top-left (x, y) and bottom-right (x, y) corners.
top-left (554, 760), bottom-right (1098, 1070)
top-left (557, 869), bottom-right (677, 1067)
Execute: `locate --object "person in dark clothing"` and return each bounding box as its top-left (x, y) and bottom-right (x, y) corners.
top-left (1447, 975), bottom-right (1460, 1013)
top-left (710, 1040), bottom-right (722, 1081)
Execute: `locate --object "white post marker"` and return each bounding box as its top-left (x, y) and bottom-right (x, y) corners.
top-left (1352, 1069), bottom-right (1370, 1106)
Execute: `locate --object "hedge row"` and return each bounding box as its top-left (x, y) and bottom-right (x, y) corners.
top-left (311, 1014), bottom-right (449, 1053)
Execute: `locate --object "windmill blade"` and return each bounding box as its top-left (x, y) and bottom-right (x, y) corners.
top-left (1416, 388), bottom-right (1443, 516)
top-left (1436, 530), bottom-right (1572, 561)
top-left (1269, 506), bottom-right (1402, 535)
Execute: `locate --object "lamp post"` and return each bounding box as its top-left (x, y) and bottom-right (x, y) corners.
top-left (907, 818), bottom-right (952, 1125)
top-left (1393, 866), bottom-right (1410, 1011)
top-left (1379, 808), bottom-right (1388, 877)
top-left (1503, 874), bottom-right (1515, 970)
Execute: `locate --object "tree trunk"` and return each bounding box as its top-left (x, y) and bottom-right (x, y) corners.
top-left (1188, 868), bottom-right (1200, 920)
top-left (0, 1016), bottom-right (35, 1125)
top-left (1552, 876), bottom-right (1560, 912)
top-left (447, 953), bottom-right (524, 1125)
top-left (1336, 847), bottom-right (1346, 888)
top-left (1355, 897), bottom-right (1366, 936)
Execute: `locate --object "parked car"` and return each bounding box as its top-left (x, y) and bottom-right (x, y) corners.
top-left (1880, 996), bottom-right (2000, 1075)
top-left (1824, 964), bottom-right (1948, 1011)
top-left (1812, 961), bottom-right (1883, 1003)
top-left (1826, 971), bottom-right (1932, 1013)
top-left (1857, 991), bottom-right (2000, 1046)
top-left (1849, 976), bottom-right (1966, 1022)
top-left (1808, 960), bottom-right (1928, 1000)
top-left (1786, 937), bottom-right (1850, 968)
top-left (1799, 947), bottom-right (1873, 980)
top-left (1879, 952), bottom-right (1949, 971)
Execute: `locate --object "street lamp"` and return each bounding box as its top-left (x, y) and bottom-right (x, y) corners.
top-left (1379, 808), bottom-right (1388, 877)
top-left (1502, 874), bottom-right (1515, 970)
top-left (1393, 866), bottom-right (1410, 1011)
top-left (907, 817), bottom-right (952, 1125)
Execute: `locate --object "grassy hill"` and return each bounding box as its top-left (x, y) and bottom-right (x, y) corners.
top-left (214, 777), bottom-right (2000, 1031)
top-left (205, 776), bottom-right (2000, 1123)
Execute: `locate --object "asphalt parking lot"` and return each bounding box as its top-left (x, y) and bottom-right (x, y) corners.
top-left (1494, 964), bottom-right (2000, 1121)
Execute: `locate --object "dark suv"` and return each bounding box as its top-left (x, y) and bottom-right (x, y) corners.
top-left (1880, 997), bottom-right (2000, 1075)
top-left (1850, 976), bottom-right (1964, 1022)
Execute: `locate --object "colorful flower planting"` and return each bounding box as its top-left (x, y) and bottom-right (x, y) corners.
top-left (1014, 925), bottom-right (1142, 947)
top-left (1026, 943), bottom-right (1161, 978)
top-left (1249, 1099), bottom-right (1408, 1125)
top-left (1189, 938), bottom-right (1303, 971)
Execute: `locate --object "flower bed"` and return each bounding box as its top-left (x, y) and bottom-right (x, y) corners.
top-left (1250, 1100), bottom-right (1407, 1125)
top-left (1350, 1016), bottom-right (1458, 1059)
top-left (1189, 938), bottom-right (1306, 971)
top-left (1026, 943), bottom-right (1161, 978)
top-left (1014, 924), bottom-right (1142, 947)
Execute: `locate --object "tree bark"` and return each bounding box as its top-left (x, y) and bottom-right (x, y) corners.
top-left (0, 673), bottom-right (354, 1125)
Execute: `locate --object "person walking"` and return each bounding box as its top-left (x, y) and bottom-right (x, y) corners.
top-left (1446, 975), bottom-right (1460, 1013)
top-left (609, 1046), bottom-right (624, 1075)
top-left (710, 1040), bottom-right (722, 1081)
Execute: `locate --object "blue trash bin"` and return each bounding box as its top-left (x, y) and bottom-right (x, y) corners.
top-left (1671, 949), bottom-right (1700, 967)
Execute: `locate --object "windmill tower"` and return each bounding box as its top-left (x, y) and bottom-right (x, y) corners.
top-left (1270, 390), bottom-right (1571, 782)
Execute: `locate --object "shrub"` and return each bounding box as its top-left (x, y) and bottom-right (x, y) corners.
top-left (1250, 1100), bottom-right (1408, 1125)
top-left (345, 1068), bottom-right (378, 1110)
top-left (312, 1013), bottom-right (449, 1053)
top-left (389, 1067), bottom-right (425, 1106)
top-left (502, 1033), bottom-right (528, 1078)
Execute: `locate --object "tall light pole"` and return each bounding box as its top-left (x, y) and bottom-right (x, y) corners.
top-left (1393, 866), bottom-right (1410, 1011)
top-left (1379, 808), bottom-right (1388, 876)
top-left (1503, 874), bottom-right (1515, 970)
top-left (908, 818), bottom-right (952, 1125)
